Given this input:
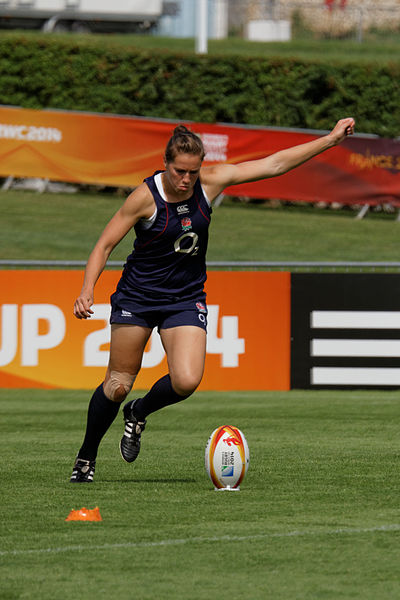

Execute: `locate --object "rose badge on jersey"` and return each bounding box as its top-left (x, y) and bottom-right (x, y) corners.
top-left (181, 217), bottom-right (192, 231)
top-left (205, 425), bottom-right (250, 491)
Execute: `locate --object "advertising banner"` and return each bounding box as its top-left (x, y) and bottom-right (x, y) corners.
top-left (0, 105), bottom-right (399, 206)
top-left (0, 270), bottom-right (291, 391)
top-left (291, 273), bottom-right (400, 388)
top-left (4, 270), bottom-right (400, 390)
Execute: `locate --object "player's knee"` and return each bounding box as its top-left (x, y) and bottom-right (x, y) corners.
top-left (172, 372), bottom-right (201, 397)
top-left (103, 371), bottom-right (136, 403)
top-left (110, 384), bottom-right (130, 403)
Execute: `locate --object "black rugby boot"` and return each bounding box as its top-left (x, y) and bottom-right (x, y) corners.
top-left (119, 400), bottom-right (146, 463)
top-left (70, 458), bottom-right (96, 483)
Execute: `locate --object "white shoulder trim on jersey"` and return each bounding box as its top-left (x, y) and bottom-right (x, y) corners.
top-left (200, 184), bottom-right (211, 207)
top-left (155, 171), bottom-right (168, 201)
top-left (138, 172), bottom-right (162, 229)
top-left (139, 206), bottom-right (157, 230)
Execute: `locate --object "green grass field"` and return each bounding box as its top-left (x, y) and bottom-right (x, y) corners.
top-left (2, 21), bottom-right (400, 598)
top-left (7, 30), bottom-right (400, 65)
top-left (1, 389), bottom-right (400, 599)
top-left (1, 138), bottom-right (400, 597)
top-left (1, 190), bottom-right (400, 265)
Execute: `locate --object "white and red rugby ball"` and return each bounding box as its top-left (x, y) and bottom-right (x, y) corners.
top-left (205, 425), bottom-right (250, 490)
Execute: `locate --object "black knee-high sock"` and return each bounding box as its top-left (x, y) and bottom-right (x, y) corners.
top-left (77, 384), bottom-right (121, 461)
top-left (132, 374), bottom-right (190, 420)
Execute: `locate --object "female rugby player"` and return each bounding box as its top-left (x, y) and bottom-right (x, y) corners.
top-left (70, 117), bottom-right (355, 482)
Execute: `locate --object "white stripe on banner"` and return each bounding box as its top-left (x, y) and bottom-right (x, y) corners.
top-left (311, 311), bottom-right (400, 329)
top-left (311, 339), bottom-right (400, 357)
top-left (312, 367), bottom-right (400, 385)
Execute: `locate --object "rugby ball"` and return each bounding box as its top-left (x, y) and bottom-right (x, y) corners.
top-left (205, 425), bottom-right (250, 490)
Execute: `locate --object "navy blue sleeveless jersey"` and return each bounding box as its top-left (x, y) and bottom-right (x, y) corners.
top-left (112, 171), bottom-right (212, 311)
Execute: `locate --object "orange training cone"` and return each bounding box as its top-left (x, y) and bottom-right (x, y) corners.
top-left (65, 506), bottom-right (102, 521)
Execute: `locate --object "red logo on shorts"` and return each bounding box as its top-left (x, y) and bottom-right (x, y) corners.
top-left (196, 302), bottom-right (206, 312)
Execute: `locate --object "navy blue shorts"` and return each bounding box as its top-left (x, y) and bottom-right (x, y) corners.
top-left (110, 294), bottom-right (208, 332)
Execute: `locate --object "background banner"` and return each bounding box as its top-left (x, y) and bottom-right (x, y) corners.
top-left (0, 270), bottom-right (291, 391)
top-left (291, 273), bottom-right (400, 388)
top-left (0, 105), bottom-right (398, 206)
top-left (4, 270), bottom-right (400, 391)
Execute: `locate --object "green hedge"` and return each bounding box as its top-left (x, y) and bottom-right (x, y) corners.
top-left (0, 34), bottom-right (399, 137)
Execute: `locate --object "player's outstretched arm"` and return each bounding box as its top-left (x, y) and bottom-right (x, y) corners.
top-left (201, 118), bottom-right (355, 201)
top-left (73, 184), bottom-right (155, 319)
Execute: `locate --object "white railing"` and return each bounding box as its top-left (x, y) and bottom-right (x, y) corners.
top-left (2, 260), bottom-right (400, 271)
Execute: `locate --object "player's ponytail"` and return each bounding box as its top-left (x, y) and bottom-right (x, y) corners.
top-left (165, 125), bottom-right (205, 163)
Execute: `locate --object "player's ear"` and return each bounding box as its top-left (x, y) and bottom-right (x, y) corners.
top-left (163, 155), bottom-right (167, 168)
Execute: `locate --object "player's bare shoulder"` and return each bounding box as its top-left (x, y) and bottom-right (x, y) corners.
top-left (199, 163), bottom-right (237, 202)
top-left (123, 182), bottom-right (156, 221)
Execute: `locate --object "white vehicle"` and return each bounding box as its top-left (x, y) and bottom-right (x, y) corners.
top-left (0, 0), bottom-right (164, 33)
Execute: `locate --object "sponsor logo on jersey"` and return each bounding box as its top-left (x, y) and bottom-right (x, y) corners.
top-left (181, 217), bottom-right (192, 231)
top-left (177, 204), bottom-right (189, 214)
top-left (196, 302), bottom-right (207, 312)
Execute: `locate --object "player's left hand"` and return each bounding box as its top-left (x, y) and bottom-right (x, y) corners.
top-left (328, 117), bottom-right (355, 145)
top-left (73, 291), bottom-right (94, 319)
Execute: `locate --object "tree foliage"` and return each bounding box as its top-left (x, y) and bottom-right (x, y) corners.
top-left (0, 34), bottom-right (398, 137)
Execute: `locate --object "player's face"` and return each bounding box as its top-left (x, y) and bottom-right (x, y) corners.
top-left (164, 153), bottom-right (203, 196)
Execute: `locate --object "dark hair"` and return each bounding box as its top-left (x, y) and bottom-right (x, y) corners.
top-left (164, 125), bottom-right (205, 163)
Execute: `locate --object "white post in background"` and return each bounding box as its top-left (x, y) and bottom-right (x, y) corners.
top-left (196, 0), bottom-right (208, 54)
top-left (213, 0), bottom-right (228, 39)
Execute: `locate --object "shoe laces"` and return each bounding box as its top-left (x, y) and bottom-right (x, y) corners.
top-left (124, 414), bottom-right (145, 439)
top-left (75, 458), bottom-right (95, 472)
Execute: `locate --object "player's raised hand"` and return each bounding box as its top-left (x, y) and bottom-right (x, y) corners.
top-left (328, 117), bottom-right (355, 145)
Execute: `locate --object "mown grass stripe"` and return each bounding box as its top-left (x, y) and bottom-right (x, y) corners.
top-left (2, 524), bottom-right (399, 558)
